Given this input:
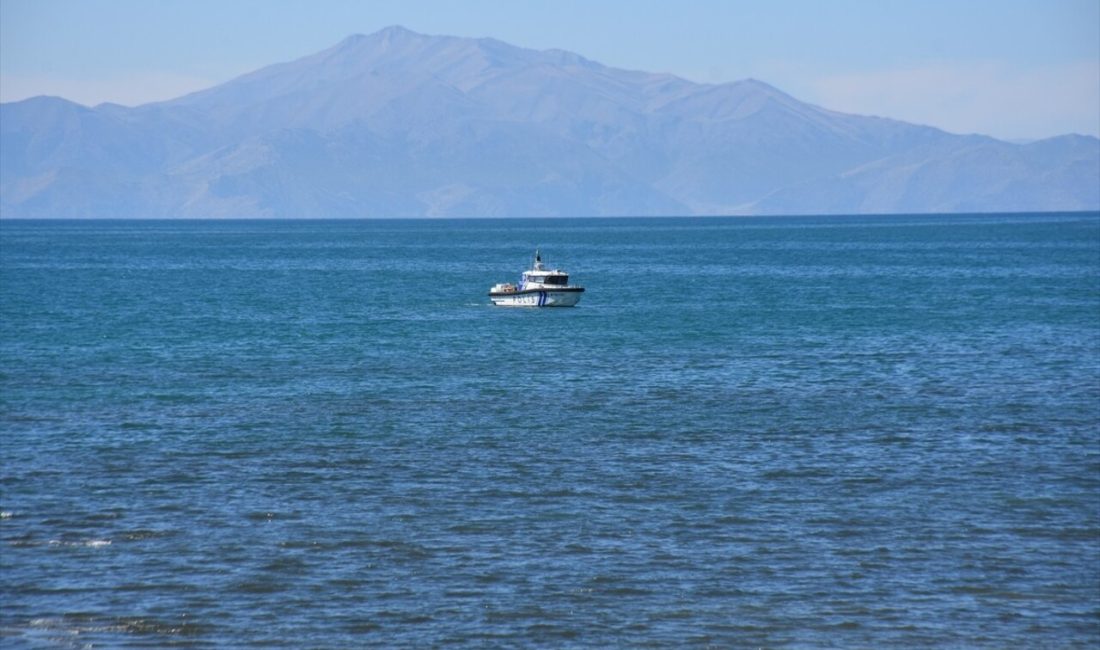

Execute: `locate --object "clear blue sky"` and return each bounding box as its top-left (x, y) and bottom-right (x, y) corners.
top-left (2, 0), bottom-right (1097, 140)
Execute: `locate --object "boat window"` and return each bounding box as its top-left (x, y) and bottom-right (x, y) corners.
top-left (543, 275), bottom-right (568, 285)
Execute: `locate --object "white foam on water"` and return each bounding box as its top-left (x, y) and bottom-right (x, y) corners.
top-left (47, 539), bottom-right (112, 548)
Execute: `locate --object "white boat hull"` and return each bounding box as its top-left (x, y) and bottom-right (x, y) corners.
top-left (489, 288), bottom-right (583, 307)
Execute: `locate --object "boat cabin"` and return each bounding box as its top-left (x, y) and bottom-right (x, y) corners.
top-left (522, 270), bottom-right (570, 288)
top-left (520, 250), bottom-right (572, 289)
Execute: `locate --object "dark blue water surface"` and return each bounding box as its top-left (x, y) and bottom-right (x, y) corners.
top-left (2, 214), bottom-right (1098, 648)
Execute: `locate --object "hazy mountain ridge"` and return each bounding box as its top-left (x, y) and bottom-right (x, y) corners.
top-left (2, 25), bottom-right (1097, 217)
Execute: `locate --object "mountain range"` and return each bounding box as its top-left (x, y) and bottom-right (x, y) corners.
top-left (2, 25), bottom-right (1097, 218)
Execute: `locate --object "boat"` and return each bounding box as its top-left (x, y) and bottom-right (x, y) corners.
top-left (489, 250), bottom-right (585, 307)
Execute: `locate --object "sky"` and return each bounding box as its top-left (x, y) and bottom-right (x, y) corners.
top-left (1, 0), bottom-right (1097, 141)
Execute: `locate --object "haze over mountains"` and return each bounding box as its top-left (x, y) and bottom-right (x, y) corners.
top-left (2, 26), bottom-right (1097, 218)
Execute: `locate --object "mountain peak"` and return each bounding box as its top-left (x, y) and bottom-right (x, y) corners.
top-left (334, 26), bottom-right (423, 49)
top-left (374, 25), bottom-right (419, 40)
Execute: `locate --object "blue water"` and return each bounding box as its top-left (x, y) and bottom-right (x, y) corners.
top-left (1, 214), bottom-right (1098, 648)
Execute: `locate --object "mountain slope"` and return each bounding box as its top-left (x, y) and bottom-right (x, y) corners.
top-left (2, 26), bottom-right (1097, 217)
top-left (749, 134), bottom-right (1100, 214)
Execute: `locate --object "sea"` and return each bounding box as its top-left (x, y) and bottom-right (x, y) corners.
top-left (1, 214), bottom-right (1098, 648)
